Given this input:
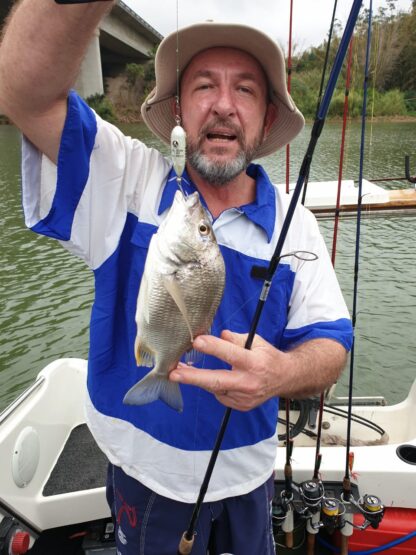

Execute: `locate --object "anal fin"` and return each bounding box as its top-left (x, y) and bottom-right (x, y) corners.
top-left (135, 338), bottom-right (155, 367)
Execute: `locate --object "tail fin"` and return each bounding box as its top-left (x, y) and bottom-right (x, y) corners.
top-left (123, 372), bottom-right (183, 412)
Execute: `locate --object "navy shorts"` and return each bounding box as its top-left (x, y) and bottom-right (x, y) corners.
top-left (106, 463), bottom-right (276, 555)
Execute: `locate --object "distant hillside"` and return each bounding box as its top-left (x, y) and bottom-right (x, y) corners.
top-left (289, 0), bottom-right (416, 118)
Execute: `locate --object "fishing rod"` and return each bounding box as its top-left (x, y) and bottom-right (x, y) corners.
top-left (301, 0), bottom-right (339, 206)
top-left (281, 410), bottom-right (294, 548)
top-left (179, 1), bottom-right (366, 552)
top-left (297, 4), bottom-right (346, 553)
top-left (332, 37), bottom-right (354, 266)
top-left (340, 3), bottom-right (384, 553)
top-left (405, 155), bottom-right (416, 184)
top-left (282, 3), bottom-right (295, 537)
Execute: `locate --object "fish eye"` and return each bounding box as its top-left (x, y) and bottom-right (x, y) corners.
top-left (198, 221), bottom-right (210, 236)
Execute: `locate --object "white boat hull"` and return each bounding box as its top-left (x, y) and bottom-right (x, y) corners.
top-left (0, 358), bottom-right (415, 542)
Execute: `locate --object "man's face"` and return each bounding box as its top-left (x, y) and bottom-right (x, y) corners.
top-left (180, 47), bottom-right (276, 186)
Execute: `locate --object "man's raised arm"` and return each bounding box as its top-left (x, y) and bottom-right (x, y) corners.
top-left (0, 0), bottom-right (114, 162)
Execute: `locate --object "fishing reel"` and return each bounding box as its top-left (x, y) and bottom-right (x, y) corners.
top-left (341, 493), bottom-right (384, 531)
top-left (320, 498), bottom-right (344, 533)
top-left (297, 480), bottom-right (326, 535)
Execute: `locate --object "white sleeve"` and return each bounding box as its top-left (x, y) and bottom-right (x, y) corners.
top-left (21, 91), bottom-right (170, 269)
top-left (282, 207), bottom-right (352, 351)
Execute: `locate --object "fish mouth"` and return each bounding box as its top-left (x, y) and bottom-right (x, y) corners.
top-left (174, 190), bottom-right (205, 215)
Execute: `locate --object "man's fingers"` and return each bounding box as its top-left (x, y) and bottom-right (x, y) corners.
top-left (169, 366), bottom-right (235, 394)
top-left (193, 334), bottom-right (252, 368)
top-left (220, 329), bottom-right (247, 347)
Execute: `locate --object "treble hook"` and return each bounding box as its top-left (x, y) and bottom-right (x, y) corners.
top-left (405, 156), bottom-right (416, 185)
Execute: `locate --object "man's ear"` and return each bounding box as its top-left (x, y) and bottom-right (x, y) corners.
top-left (263, 103), bottom-right (277, 138)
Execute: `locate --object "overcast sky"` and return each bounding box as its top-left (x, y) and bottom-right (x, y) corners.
top-left (124, 0), bottom-right (412, 51)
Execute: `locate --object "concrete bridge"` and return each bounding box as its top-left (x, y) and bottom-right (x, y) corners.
top-left (0, 0), bottom-right (163, 98)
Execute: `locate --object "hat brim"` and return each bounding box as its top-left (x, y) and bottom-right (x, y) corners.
top-left (141, 22), bottom-right (304, 159)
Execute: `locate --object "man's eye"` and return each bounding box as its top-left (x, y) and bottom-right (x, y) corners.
top-left (238, 86), bottom-right (253, 94)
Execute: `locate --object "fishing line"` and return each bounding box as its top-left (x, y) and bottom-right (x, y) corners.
top-left (301, 0), bottom-right (339, 206)
top-left (218, 251), bottom-right (317, 332)
top-left (338, 13), bottom-right (376, 554)
top-left (283, 58), bottom-right (297, 524)
top-left (277, 404), bottom-right (386, 442)
top-left (368, 22), bottom-right (380, 151)
top-left (344, 0), bottom-right (373, 493)
top-left (300, 5), bottom-right (346, 544)
top-left (285, 0), bottom-right (294, 194)
top-left (324, 405), bottom-right (385, 437)
top-left (170, 0), bottom-right (187, 198)
top-left (179, 2), bottom-right (364, 552)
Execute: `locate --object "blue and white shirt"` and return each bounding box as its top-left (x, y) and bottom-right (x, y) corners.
top-left (22, 92), bottom-right (352, 503)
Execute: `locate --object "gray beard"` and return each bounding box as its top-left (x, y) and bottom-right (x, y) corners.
top-left (187, 148), bottom-right (251, 187)
top-left (186, 121), bottom-right (263, 187)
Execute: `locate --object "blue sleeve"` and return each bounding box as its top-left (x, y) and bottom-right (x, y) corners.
top-left (30, 91), bottom-right (97, 240)
top-left (281, 318), bottom-right (353, 352)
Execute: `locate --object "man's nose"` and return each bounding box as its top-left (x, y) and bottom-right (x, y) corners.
top-left (212, 87), bottom-right (236, 117)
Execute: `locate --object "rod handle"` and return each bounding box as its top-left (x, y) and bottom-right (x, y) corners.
top-left (340, 535), bottom-right (349, 555)
top-left (306, 532), bottom-right (315, 555)
top-left (285, 531), bottom-right (294, 548)
top-left (178, 532), bottom-right (195, 555)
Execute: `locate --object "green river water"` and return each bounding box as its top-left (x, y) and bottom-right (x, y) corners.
top-left (0, 119), bottom-right (415, 411)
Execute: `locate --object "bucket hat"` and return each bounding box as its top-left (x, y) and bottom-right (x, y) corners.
top-left (141, 21), bottom-right (304, 159)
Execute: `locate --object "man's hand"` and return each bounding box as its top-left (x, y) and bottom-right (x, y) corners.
top-left (169, 330), bottom-right (347, 411)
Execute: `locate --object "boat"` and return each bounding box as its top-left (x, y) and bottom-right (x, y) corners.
top-left (0, 177), bottom-right (415, 555)
top-left (1, 0), bottom-right (416, 551)
top-left (281, 178), bottom-right (416, 218)
top-left (0, 348), bottom-right (415, 554)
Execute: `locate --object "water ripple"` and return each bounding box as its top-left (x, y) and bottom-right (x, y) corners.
top-left (1, 122), bottom-right (416, 410)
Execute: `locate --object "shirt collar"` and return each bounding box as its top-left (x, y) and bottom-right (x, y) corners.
top-left (158, 163), bottom-right (276, 242)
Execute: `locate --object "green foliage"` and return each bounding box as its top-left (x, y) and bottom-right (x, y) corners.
top-left (126, 46), bottom-right (157, 88)
top-left (143, 44), bottom-right (157, 84)
top-left (372, 89), bottom-right (407, 116)
top-left (290, 1), bottom-right (415, 119)
top-left (125, 63), bottom-right (144, 86)
top-left (327, 90), bottom-right (363, 118)
top-left (122, 44), bottom-right (158, 105)
top-left (85, 94), bottom-right (116, 123)
top-left (404, 90), bottom-right (416, 114)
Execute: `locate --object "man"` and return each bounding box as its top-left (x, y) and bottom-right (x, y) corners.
top-left (0, 3), bottom-right (352, 554)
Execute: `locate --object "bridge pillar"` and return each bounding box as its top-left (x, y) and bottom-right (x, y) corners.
top-left (75, 29), bottom-right (104, 99)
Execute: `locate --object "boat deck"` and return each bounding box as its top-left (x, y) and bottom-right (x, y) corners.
top-left (43, 424), bottom-right (108, 496)
top-left (38, 424), bottom-right (335, 554)
top-left (277, 179), bottom-right (416, 217)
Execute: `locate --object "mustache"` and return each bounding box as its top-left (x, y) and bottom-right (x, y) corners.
top-left (198, 118), bottom-right (245, 146)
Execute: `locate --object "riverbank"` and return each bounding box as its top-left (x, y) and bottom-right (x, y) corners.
top-left (1, 107), bottom-right (415, 126)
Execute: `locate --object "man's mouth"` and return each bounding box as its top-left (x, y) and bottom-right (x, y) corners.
top-left (206, 132), bottom-right (237, 142)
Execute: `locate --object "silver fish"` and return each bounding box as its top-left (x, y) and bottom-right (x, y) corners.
top-left (123, 190), bottom-right (225, 412)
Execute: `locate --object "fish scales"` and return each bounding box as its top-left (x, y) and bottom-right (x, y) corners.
top-left (123, 190), bottom-right (225, 412)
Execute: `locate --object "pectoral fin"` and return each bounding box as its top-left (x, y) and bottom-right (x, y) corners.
top-left (162, 275), bottom-right (194, 342)
top-left (184, 347), bottom-right (202, 366)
